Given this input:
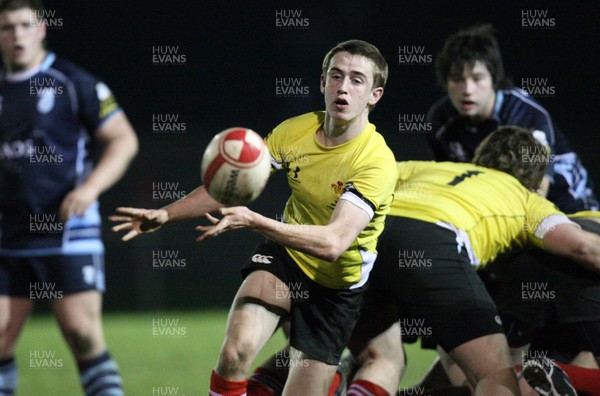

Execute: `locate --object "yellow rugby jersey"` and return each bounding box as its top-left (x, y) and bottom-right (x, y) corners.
top-left (265, 111), bottom-right (397, 289)
top-left (390, 161), bottom-right (571, 266)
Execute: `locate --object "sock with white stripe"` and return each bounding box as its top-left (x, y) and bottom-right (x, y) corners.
top-left (78, 351), bottom-right (123, 396)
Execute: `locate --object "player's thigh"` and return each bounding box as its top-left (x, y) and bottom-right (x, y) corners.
top-left (283, 346), bottom-right (337, 396)
top-left (222, 270), bottom-right (290, 354)
top-left (51, 289), bottom-right (103, 332)
top-left (346, 290), bottom-right (398, 358)
top-left (448, 333), bottom-right (514, 384)
top-left (352, 322), bottom-right (404, 394)
top-left (0, 296), bottom-right (33, 355)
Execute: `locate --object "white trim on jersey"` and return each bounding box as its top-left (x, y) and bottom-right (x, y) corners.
top-left (534, 214), bottom-right (579, 240)
top-left (269, 152), bottom-right (283, 170)
top-left (436, 221), bottom-right (481, 266)
top-left (338, 191), bottom-right (375, 219)
top-left (350, 249), bottom-right (376, 289)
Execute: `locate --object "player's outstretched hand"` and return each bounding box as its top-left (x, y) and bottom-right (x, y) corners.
top-left (195, 207), bottom-right (254, 242)
top-left (110, 207), bottom-right (169, 241)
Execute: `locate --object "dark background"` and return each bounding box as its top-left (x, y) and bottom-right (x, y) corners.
top-left (37, 0), bottom-right (598, 311)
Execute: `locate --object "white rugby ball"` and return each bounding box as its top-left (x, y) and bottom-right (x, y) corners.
top-left (201, 127), bottom-right (271, 206)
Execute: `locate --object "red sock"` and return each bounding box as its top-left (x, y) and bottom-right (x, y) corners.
top-left (247, 367), bottom-right (284, 396)
top-left (327, 372), bottom-right (342, 396)
top-left (347, 379), bottom-right (390, 396)
top-left (209, 370), bottom-right (248, 396)
top-left (555, 362), bottom-right (600, 396)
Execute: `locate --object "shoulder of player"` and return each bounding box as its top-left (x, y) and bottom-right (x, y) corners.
top-left (499, 88), bottom-right (552, 120)
top-left (268, 111), bottom-right (323, 143)
top-left (276, 111), bottom-right (323, 129)
top-left (366, 128), bottom-right (395, 158)
top-left (47, 55), bottom-right (104, 90)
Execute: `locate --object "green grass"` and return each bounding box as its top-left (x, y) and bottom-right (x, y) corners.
top-left (16, 311), bottom-right (437, 395)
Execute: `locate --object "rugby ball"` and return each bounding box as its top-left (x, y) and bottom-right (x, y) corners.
top-left (201, 127), bottom-right (271, 206)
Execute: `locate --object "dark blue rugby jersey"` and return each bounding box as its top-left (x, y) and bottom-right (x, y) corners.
top-left (427, 87), bottom-right (598, 213)
top-left (0, 52), bottom-right (121, 255)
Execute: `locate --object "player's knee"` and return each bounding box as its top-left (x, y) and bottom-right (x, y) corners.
top-left (471, 356), bottom-right (514, 384)
top-left (0, 302), bottom-right (9, 335)
top-left (358, 340), bottom-right (404, 369)
top-left (62, 326), bottom-right (97, 357)
top-left (0, 314), bottom-right (18, 353)
top-left (217, 340), bottom-right (257, 377)
top-left (0, 316), bottom-right (8, 338)
top-left (359, 323), bottom-right (404, 366)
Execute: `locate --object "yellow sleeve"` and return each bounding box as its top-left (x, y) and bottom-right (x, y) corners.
top-left (351, 151), bottom-right (397, 213)
top-left (525, 192), bottom-right (569, 248)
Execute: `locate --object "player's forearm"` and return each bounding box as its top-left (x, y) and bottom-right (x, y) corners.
top-left (251, 214), bottom-right (348, 262)
top-left (163, 185), bottom-right (223, 223)
top-left (571, 232), bottom-right (600, 272)
top-left (83, 130), bottom-right (138, 195)
top-left (544, 225), bottom-right (600, 273)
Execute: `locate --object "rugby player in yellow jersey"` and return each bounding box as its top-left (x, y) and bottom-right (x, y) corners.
top-left (338, 126), bottom-right (600, 396)
top-left (110, 39), bottom-right (397, 396)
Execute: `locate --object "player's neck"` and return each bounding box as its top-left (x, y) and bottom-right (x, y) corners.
top-left (320, 112), bottom-right (368, 146)
top-left (7, 49), bottom-right (47, 74)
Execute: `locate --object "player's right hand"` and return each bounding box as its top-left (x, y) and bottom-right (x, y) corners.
top-left (109, 207), bottom-right (169, 241)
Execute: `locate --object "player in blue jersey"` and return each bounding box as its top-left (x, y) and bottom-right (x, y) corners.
top-left (427, 24), bottom-right (597, 214)
top-left (0, 1), bottom-right (138, 395)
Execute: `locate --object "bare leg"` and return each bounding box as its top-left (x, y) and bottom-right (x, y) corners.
top-left (0, 296), bottom-right (33, 358)
top-left (52, 290), bottom-right (106, 361)
top-left (215, 271), bottom-right (290, 380)
top-left (349, 322), bottom-right (405, 395)
top-left (448, 333), bottom-right (520, 395)
top-left (283, 347), bottom-right (337, 396)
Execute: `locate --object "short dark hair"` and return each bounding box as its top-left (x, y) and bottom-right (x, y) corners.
top-left (322, 39), bottom-right (388, 111)
top-left (473, 126), bottom-right (547, 191)
top-left (0, 0), bottom-right (44, 14)
top-left (0, 0), bottom-right (47, 49)
top-left (435, 24), bottom-right (510, 90)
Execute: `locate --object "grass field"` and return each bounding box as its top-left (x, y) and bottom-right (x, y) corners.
top-left (17, 311), bottom-right (437, 395)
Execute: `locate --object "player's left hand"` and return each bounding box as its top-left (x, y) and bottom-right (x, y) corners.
top-left (59, 184), bottom-right (100, 221)
top-left (195, 206), bottom-right (254, 242)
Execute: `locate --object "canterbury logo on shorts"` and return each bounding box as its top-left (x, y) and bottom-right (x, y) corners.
top-left (251, 254), bottom-right (273, 264)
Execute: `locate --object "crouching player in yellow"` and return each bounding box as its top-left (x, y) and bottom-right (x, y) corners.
top-left (249, 126), bottom-right (600, 396)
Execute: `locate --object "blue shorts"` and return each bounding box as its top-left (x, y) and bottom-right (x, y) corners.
top-left (0, 254), bottom-right (105, 298)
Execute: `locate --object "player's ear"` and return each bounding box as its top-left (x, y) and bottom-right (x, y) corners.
top-left (368, 86), bottom-right (384, 106)
top-left (320, 74), bottom-right (325, 94)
